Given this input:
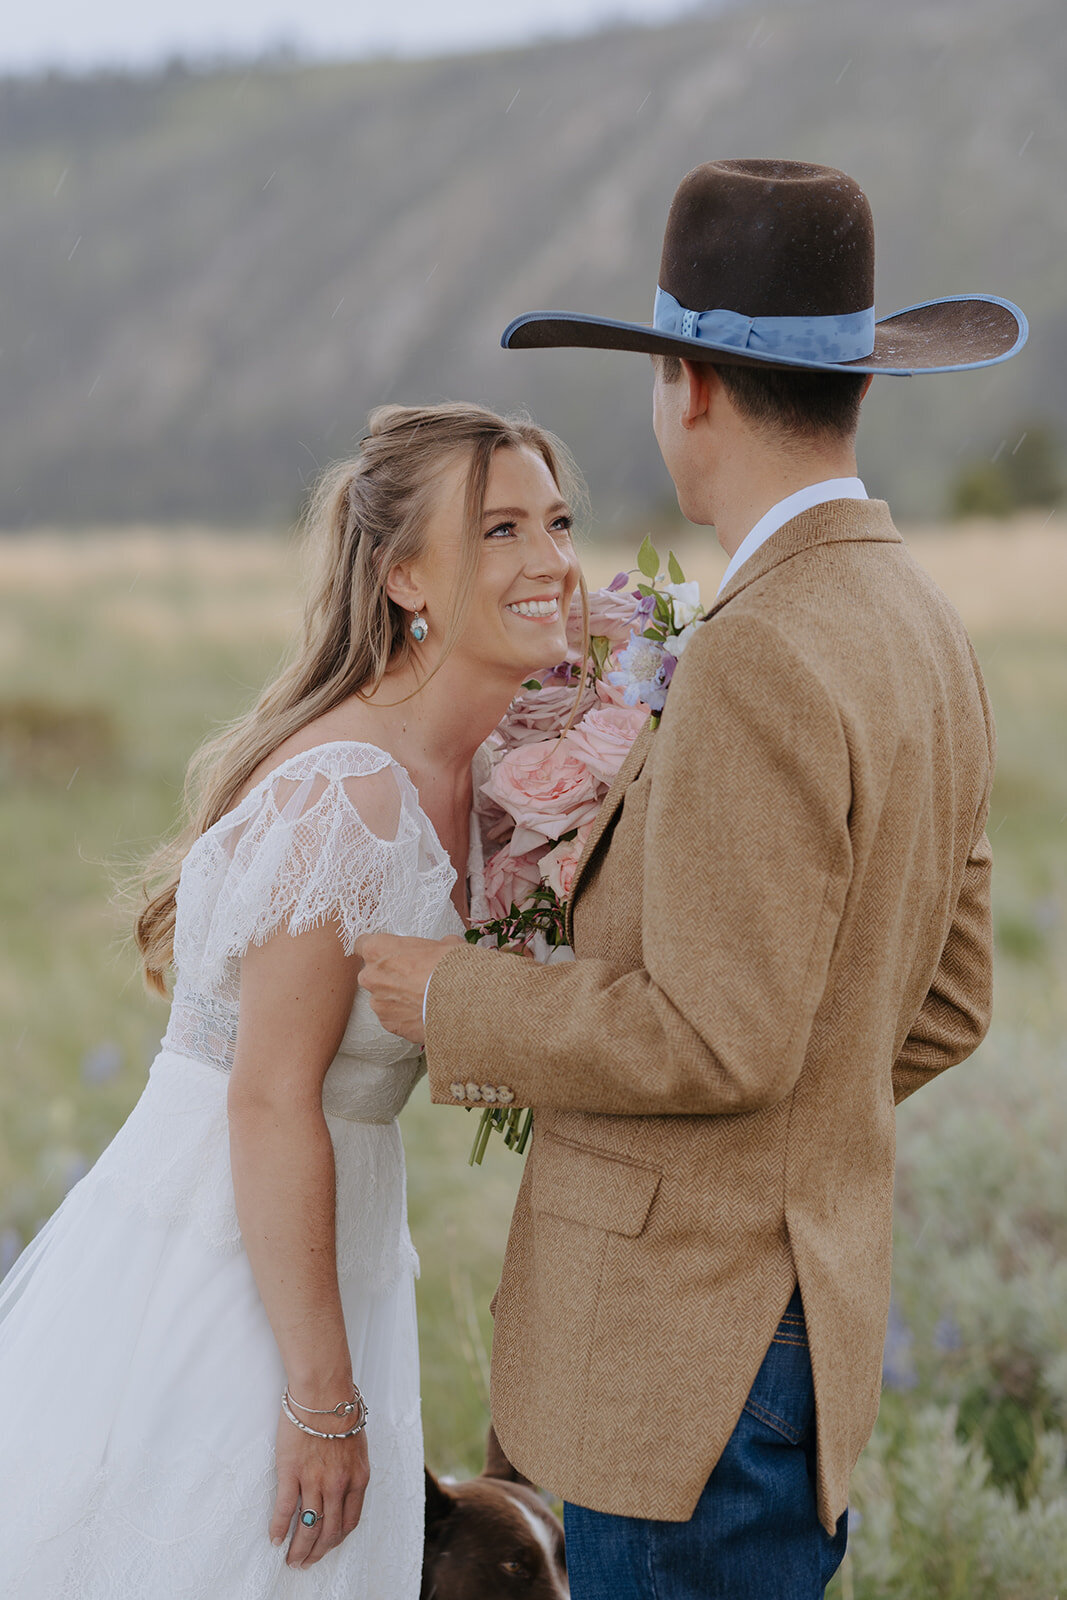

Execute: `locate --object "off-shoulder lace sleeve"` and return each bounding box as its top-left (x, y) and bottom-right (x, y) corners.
top-left (175, 745), bottom-right (455, 993)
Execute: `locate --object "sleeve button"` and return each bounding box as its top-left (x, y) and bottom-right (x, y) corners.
top-left (450, 1082), bottom-right (466, 1101)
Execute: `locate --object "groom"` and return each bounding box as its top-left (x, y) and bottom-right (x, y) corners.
top-left (357, 161), bottom-right (1026, 1597)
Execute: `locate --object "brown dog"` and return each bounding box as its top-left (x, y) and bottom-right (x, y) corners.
top-left (422, 1427), bottom-right (569, 1599)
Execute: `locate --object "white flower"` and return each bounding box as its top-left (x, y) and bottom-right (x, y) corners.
top-left (664, 581), bottom-right (703, 628)
top-left (669, 619), bottom-right (704, 659)
top-left (607, 632), bottom-right (671, 712)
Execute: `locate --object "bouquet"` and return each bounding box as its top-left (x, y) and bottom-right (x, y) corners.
top-left (465, 537), bottom-right (706, 1164)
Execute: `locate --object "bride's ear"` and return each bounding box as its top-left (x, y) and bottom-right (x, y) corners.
top-left (385, 561), bottom-right (423, 616)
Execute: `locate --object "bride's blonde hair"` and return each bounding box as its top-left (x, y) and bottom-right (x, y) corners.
top-left (135, 401), bottom-right (587, 993)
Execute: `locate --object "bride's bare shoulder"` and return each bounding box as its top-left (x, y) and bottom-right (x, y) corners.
top-left (232, 704), bottom-right (398, 809)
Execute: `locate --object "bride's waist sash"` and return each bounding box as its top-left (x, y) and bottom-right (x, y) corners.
top-left (161, 999), bottom-right (423, 1125)
top-left (83, 1051), bottom-right (417, 1287)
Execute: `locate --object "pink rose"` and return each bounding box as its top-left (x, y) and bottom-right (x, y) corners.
top-left (498, 679), bottom-right (596, 750)
top-left (563, 704), bottom-right (649, 784)
top-left (566, 586), bottom-right (638, 652)
top-left (482, 738), bottom-right (604, 854)
top-left (483, 844), bottom-right (545, 919)
top-left (538, 828), bottom-right (591, 901)
top-left (593, 675), bottom-right (630, 709)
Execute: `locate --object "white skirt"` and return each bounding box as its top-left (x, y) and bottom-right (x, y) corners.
top-left (0, 1052), bottom-right (424, 1600)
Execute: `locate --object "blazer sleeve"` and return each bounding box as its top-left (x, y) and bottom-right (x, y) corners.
top-left (892, 642), bottom-right (995, 1104)
top-left (424, 611), bottom-right (854, 1118)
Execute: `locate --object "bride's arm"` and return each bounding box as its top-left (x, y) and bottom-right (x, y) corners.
top-left (228, 919), bottom-right (367, 1571)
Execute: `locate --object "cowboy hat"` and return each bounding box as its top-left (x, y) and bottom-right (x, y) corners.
top-left (502, 159), bottom-right (1026, 375)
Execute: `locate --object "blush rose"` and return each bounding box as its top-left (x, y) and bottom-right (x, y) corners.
top-left (482, 738), bottom-right (604, 855)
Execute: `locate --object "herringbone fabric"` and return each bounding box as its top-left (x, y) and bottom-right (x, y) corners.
top-left (425, 499), bottom-right (995, 1533)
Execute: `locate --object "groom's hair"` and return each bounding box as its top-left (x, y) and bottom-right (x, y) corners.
top-left (657, 353), bottom-right (867, 444)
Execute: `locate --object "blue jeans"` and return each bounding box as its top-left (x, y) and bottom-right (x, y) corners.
top-left (564, 1288), bottom-right (848, 1600)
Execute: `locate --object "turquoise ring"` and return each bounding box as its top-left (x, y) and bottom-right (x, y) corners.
top-left (301, 1509), bottom-right (320, 1528)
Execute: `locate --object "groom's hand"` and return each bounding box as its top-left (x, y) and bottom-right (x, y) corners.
top-left (354, 933), bottom-right (466, 1045)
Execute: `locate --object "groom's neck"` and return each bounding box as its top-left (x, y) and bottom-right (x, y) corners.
top-left (699, 427), bottom-right (860, 560)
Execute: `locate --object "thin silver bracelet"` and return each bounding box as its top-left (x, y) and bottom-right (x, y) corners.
top-left (281, 1389), bottom-right (369, 1441)
top-left (286, 1381), bottom-right (365, 1419)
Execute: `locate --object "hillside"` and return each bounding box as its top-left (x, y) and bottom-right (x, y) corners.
top-left (0, 0), bottom-right (1062, 528)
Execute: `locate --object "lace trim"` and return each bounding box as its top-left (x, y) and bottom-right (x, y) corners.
top-left (171, 745), bottom-right (456, 1007)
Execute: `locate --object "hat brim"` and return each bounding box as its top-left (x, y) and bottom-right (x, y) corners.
top-left (501, 294), bottom-right (1027, 375)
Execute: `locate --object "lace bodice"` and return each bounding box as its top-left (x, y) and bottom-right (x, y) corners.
top-left (160, 740), bottom-right (488, 1123)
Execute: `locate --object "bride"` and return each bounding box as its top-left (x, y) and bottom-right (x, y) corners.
top-left (0, 402), bottom-right (583, 1597)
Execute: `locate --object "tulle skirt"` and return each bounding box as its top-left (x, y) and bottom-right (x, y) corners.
top-left (0, 1052), bottom-right (423, 1599)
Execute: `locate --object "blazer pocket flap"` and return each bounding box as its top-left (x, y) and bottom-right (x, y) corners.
top-left (532, 1134), bottom-right (661, 1237)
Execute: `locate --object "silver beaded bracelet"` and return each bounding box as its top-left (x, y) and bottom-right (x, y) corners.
top-left (280, 1388), bottom-right (369, 1441)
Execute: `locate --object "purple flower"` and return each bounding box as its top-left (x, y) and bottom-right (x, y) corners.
top-left (934, 1314), bottom-right (963, 1354)
top-left (607, 571), bottom-right (630, 592)
top-left (882, 1298), bottom-right (917, 1391)
top-left (81, 1041), bottom-right (122, 1085)
top-left (607, 632), bottom-right (672, 713)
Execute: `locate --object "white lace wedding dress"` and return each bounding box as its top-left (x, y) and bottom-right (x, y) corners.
top-left (0, 741), bottom-right (487, 1599)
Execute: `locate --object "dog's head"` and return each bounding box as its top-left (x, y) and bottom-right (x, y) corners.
top-left (421, 1429), bottom-right (568, 1600)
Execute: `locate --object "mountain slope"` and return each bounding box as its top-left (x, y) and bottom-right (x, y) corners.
top-left (0, 0), bottom-right (1062, 527)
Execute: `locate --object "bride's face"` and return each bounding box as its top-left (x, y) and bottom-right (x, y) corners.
top-left (413, 444), bottom-right (581, 681)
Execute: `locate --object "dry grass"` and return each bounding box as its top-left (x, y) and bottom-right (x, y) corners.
top-left (3, 510), bottom-right (1064, 632)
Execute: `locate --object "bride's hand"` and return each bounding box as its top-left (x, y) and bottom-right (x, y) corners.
top-left (270, 1409), bottom-right (370, 1568)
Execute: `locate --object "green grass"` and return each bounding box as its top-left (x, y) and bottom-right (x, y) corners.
top-left (2, 529), bottom-right (1066, 1585)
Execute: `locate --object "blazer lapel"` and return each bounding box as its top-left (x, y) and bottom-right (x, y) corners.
top-left (565, 720), bottom-right (655, 942)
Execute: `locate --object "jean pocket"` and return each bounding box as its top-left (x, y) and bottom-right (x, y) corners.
top-left (741, 1298), bottom-right (815, 1446)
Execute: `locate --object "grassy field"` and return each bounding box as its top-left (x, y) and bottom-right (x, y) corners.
top-left (1, 515), bottom-right (1065, 1594)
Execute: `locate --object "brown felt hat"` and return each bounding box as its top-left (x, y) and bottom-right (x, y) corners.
top-left (502, 160), bottom-right (1027, 375)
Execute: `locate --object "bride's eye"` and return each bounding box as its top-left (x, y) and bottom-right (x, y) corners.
top-left (551, 515), bottom-right (574, 536)
top-left (485, 522), bottom-right (516, 540)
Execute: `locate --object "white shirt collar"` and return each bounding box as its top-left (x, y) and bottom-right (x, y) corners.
top-left (716, 478), bottom-right (868, 596)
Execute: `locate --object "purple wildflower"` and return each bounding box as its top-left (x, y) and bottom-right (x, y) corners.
top-left (81, 1041), bottom-right (122, 1085)
top-left (933, 1313), bottom-right (963, 1353)
top-left (882, 1298), bottom-right (917, 1391)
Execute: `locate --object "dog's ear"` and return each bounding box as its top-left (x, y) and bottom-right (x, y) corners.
top-left (483, 1423), bottom-right (535, 1488)
top-left (424, 1466), bottom-right (455, 1539)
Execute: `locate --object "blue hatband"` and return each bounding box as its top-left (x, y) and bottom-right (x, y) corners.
top-left (653, 287), bottom-right (876, 364)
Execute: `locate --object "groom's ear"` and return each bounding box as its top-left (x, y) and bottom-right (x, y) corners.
top-left (679, 358), bottom-right (717, 429)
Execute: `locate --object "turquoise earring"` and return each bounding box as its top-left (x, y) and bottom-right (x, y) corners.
top-left (410, 610), bottom-right (429, 643)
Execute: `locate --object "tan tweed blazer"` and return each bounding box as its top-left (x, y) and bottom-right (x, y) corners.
top-left (424, 499), bottom-right (995, 1534)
